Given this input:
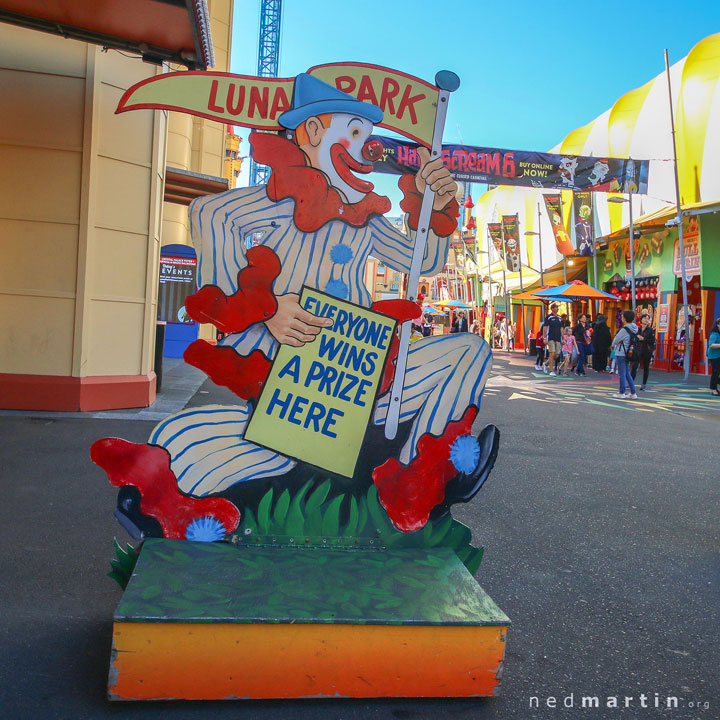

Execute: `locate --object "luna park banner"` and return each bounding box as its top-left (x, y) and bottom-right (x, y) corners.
top-left (500, 215), bottom-right (521, 272)
top-left (117, 64), bottom-right (439, 146)
top-left (369, 136), bottom-right (649, 194)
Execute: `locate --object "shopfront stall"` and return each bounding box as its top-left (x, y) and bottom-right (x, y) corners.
top-left (591, 204), bottom-right (720, 374)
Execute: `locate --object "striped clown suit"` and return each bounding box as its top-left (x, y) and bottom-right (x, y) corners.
top-left (150, 182), bottom-right (492, 497)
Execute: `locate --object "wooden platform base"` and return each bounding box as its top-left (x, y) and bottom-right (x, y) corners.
top-left (109, 539), bottom-right (509, 700)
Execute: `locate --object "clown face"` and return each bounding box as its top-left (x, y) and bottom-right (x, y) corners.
top-left (307, 113), bottom-right (379, 204)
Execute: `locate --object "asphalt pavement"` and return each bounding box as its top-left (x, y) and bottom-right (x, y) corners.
top-left (1, 349), bottom-right (718, 719)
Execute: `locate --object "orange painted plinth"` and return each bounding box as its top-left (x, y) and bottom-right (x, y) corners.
top-left (109, 621), bottom-right (507, 700)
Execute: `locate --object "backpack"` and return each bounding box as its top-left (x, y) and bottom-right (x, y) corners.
top-left (624, 327), bottom-right (641, 362)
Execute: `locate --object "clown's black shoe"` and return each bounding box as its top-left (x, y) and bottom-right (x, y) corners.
top-left (429, 423), bottom-right (500, 521)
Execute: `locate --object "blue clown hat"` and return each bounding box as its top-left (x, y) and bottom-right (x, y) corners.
top-left (278, 73), bottom-right (383, 129)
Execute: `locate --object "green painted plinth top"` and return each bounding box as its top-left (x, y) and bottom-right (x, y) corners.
top-left (115, 539), bottom-right (510, 627)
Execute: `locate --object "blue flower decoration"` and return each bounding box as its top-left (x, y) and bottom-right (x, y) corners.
top-left (185, 515), bottom-right (227, 542)
top-left (449, 434), bottom-right (480, 475)
top-left (325, 278), bottom-right (348, 299)
top-left (330, 243), bottom-right (353, 265)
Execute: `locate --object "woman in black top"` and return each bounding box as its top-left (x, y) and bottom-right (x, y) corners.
top-left (630, 314), bottom-right (656, 390)
top-left (573, 314), bottom-right (590, 376)
top-left (591, 314), bottom-right (612, 372)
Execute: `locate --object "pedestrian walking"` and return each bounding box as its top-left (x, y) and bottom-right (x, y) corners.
top-left (451, 311), bottom-right (468, 333)
top-left (534, 326), bottom-right (546, 370)
top-left (572, 314), bottom-right (590, 377)
top-left (611, 309), bottom-right (639, 399)
top-left (559, 327), bottom-right (578, 376)
top-left (708, 317), bottom-right (720, 396)
top-left (591, 314), bottom-right (612, 372)
top-left (542, 303), bottom-right (563, 377)
top-left (508, 322), bottom-right (516, 351)
top-left (630, 313), bottom-right (656, 390)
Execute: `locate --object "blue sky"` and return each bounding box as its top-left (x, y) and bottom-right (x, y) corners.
top-left (230, 0), bottom-right (719, 210)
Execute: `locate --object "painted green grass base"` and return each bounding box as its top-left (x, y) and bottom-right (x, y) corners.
top-left (108, 539), bottom-right (140, 590)
top-left (115, 539), bottom-right (507, 626)
top-left (232, 481), bottom-right (484, 575)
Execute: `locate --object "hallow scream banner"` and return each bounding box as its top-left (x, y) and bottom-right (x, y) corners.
top-left (573, 191), bottom-right (594, 257)
top-left (488, 223), bottom-right (504, 263)
top-left (371, 136), bottom-right (649, 194)
top-left (500, 215), bottom-right (521, 272)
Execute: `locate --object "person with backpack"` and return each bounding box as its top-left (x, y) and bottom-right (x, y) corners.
top-left (591, 314), bottom-right (612, 372)
top-left (708, 317), bottom-right (720, 396)
top-left (630, 313), bottom-right (656, 390)
top-left (611, 309), bottom-right (640, 399)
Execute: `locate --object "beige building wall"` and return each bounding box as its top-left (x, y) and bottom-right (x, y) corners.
top-left (163, 0), bottom-right (234, 249)
top-left (161, 0), bottom-right (234, 342)
top-left (0, 24), bottom-right (167, 410)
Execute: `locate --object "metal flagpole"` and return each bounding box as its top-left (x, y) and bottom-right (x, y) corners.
top-left (591, 193), bottom-right (599, 316)
top-left (517, 214), bottom-right (526, 353)
top-left (559, 194), bottom-right (568, 284)
top-left (538, 202), bottom-right (545, 288)
top-left (629, 185), bottom-right (636, 313)
top-left (665, 49), bottom-right (692, 381)
top-left (500, 221), bottom-right (510, 350)
top-left (384, 70), bottom-right (460, 440)
top-left (500, 221), bottom-right (508, 309)
top-left (486, 225), bottom-right (495, 334)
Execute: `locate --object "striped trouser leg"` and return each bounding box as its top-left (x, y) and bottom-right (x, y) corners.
top-left (373, 333), bottom-right (493, 464)
top-left (148, 405), bottom-right (295, 497)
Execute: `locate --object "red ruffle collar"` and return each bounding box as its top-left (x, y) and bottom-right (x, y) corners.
top-left (250, 132), bottom-right (392, 233)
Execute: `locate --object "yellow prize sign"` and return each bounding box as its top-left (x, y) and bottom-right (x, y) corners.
top-left (117, 64), bottom-right (439, 145)
top-left (245, 288), bottom-right (396, 477)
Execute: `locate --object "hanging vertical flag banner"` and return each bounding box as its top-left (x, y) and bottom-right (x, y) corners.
top-left (542, 194), bottom-right (574, 256)
top-left (501, 215), bottom-right (521, 271)
top-left (573, 191), bottom-right (594, 256)
top-left (488, 223), bottom-right (504, 261)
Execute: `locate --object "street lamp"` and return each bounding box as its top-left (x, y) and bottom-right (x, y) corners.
top-left (524, 229), bottom-right (543, 321)
top-left (607, 195), bottom-right (638, 311)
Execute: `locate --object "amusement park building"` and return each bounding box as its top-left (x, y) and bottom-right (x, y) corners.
top-left (474, 33), bottom-right (720, 371)
top-left (0, 0), bottom-right (234, 411)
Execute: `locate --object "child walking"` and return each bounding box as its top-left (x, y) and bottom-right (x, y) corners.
top-left (535, 328), bottom-right (546, 370)
top-left (559, 327), bottom-right (578, 376)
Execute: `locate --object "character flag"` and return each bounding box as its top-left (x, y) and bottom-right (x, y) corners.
top-left (500, 215), bottom-right (521, 272)
top-left (573, 192), bottom-right (594, 257)
top-left (542, 194), bottom-right (574, 256)
top-left (488, 223), bottom-right (503, 262)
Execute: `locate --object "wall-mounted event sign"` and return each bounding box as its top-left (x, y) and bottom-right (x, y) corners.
top-left (158, 255), bottom-right (197, 324)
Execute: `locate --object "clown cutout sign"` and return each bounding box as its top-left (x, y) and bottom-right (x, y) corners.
top-left (94, 64), bottom-right (499, 534)
top-left (93, 64), bottom-right (508, 702)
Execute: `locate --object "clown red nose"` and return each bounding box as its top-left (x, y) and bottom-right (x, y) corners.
top-left (362, 139), bottom-right (384, 162)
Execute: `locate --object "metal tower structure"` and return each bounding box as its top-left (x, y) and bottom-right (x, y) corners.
top-left (249, 0), bottom-right (282, 187)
